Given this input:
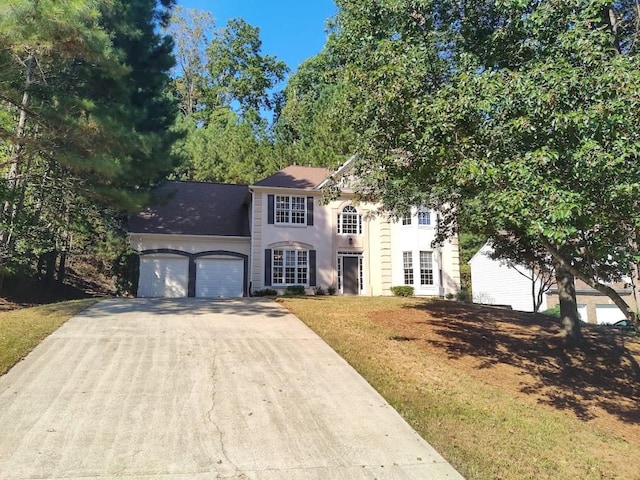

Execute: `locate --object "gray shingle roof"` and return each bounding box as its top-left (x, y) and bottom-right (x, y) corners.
top-left (129, 181), bottom-right (250, 237)
top-left (253, 165), bottom-right (330, 189)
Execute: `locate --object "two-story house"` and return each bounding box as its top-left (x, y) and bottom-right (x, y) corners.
top-left (129, 160), bottom-right (460, 298)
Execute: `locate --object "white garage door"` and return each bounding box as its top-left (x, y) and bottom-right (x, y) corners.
top-left (596, 304), bottom-right (624, 325)
top-left (138, 256), bottom-right (189, 298)
top-left (195, 258), bottom-right (243, 298)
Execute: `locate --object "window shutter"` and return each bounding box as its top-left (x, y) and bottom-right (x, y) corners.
top-left (309, 250), bottom-right (317, 287)
top-left (307, 196), bottom-right (314, 226)
top-left (264, 249), bottom-right (272, 286)
top-left (267, 195), bottom-right (274, 224)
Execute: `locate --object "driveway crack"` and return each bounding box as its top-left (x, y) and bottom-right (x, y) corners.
top-left (206, 349), bottom-right (248, 479)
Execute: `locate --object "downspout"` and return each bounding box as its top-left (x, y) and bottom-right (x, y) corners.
top-left (248, 187), bottom-right (254, 296)
top-left (438, 247), bottom-right (444, 297)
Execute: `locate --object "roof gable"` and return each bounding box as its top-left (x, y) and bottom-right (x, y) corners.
top-left (253, 165), bottom-right (330, 190)
top-left (129, 181), bottom-right (250, 237)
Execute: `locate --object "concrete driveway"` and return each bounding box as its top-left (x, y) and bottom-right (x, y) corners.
top-left (0, 298), bottom-right (463, 479)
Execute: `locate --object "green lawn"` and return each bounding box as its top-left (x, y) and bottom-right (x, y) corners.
top-left (280, 296), bottom-right (640, 480)
top-left (0, 299), bottom-right (98, 376)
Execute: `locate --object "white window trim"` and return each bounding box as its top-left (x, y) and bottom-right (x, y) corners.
top-left (417, 209), bottom-right (432, 227)
top-left (272, 248), bottom-right (309, 286)
top-left (402, 251), bottom-right (413, 286)
top-left (337, 205), bottom-right (363, 235)
top-left (275, 195), bottom-right (307, 226)
top-left (419, 251), bottom-right (434, 286)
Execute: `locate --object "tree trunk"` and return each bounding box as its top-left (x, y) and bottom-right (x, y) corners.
top-left (1, 52), bottom-right (35, 255)
top-left (632, 261), bottom-right (640, 322)
top-left (603, 5), bottom-right (622, 55)
top-left (555, 262), bottom-right (582, 345)
top-left (42, 251), bottom-right (57, 286)
top-left (57, 251), bottom-right (67, 284)
top-left (531, 274), bottom-right (538, 312)
top-left (544, 241), bottom-right (637, 325)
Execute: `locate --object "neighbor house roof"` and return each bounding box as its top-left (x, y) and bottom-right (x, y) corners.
top-left (128, 181), bottom-right (250, 237)
top-left (253, 165), bottom-right (330, 190)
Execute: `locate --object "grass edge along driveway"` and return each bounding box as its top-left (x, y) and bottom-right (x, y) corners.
top-left (0, 299), bottom-right (98, 376)
top-left (279, 296), bottom-right (640, 480)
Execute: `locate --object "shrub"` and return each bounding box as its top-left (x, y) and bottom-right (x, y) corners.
top-left (327, 285), bottom-right (336, 295)
top-left (445, 292), bottom-right (455, 300)
top-left (112, 249), bottom-right (140, 296)
top-left (391, 285), bottom-right (414, 297)
top-left (313, 286), bottom-right (326, 296)
top-left (542, 305), bottom-right (583, 321)
top-left (456, 288), bottom-right (472, 303)
top-left (284, 285), bottom-right (306, 296)
top-left (252, 288), bottom-right (278, 297)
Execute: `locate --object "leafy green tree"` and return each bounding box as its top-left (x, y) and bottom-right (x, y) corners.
top-left (205, 18), bottom-right (289, 122)
top-left (171, 16), bottom-right (293, 183)
top-left (0, 0), bottom-right (180, 287)
top-left (458, 230), bottom-right (486, 295)
top-left (172, 109), bottom-right (278, 184)
top-left (276, 42), bottom-right (357, 169)
top-left (329, 0), bottom-right (640, 341)
top-left (163, 6), bottom-right (215, 116)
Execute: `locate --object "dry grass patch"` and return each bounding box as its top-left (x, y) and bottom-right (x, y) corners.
top-left (0, 299), bottom-right (98, 376)
top-left (280, 296), bottom-right (640, 480)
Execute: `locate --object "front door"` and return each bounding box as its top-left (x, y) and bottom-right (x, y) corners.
top-left (343, 256), bottom-right (359, 295)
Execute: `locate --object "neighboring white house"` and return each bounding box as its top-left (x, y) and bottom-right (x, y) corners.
top-left (129, 158), bottom-right (461, 298)
top-left (469, 241), bottom-right (636, 323)
top-left (469, 242), bottom-right (549, 312)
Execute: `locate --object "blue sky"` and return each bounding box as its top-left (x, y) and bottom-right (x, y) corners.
top-left (177, 0), bottom-right (337, 73)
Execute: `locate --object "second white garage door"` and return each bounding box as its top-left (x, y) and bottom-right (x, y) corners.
top-left (195, 258), bottom-right (243, 298)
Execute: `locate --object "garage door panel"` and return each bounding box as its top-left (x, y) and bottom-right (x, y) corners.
top-left (139, 256), bottom-right (188, 298)
top-left (196, 258), bottom-right (243, 298)
top-left (596, 304), bottom-right (624, 325)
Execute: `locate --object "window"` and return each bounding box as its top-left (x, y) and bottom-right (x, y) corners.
top-left (273, 249), bottom-right (307, 285)
top-left (275, 195), bottom-right (306, 224)
top-left (403, 251), bottom-right (413, 285)
top-left (401, 215), bottom-right (412, 225)
top-left (420, 251), bottom-right (434, 285)
top-left (337, 205), bottom-right (362, 234)
top-left (418, 210), bottom-right (431, 226)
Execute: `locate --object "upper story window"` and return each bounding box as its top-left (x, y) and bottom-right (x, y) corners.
top-left (417, 210), bottom-right (431, 226)
top-left (337, 205), bottom-right (362, 235)
top-left (401, 215), bottom-right (412, 225)
top-left (276, 195), bottom-right (306, 225)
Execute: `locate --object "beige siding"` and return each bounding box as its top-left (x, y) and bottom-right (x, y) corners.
top-left (378, 220), bottom-right (393, 295)
top-left (388, 209), bottom-right (460, 297)
top-left (249, 188), bottom-right (460, 297)
top-left (251, 193), bottom-right (263, 289)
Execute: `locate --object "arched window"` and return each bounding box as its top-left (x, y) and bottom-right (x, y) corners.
top-left (337, 205), bottom-right (362, 235)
